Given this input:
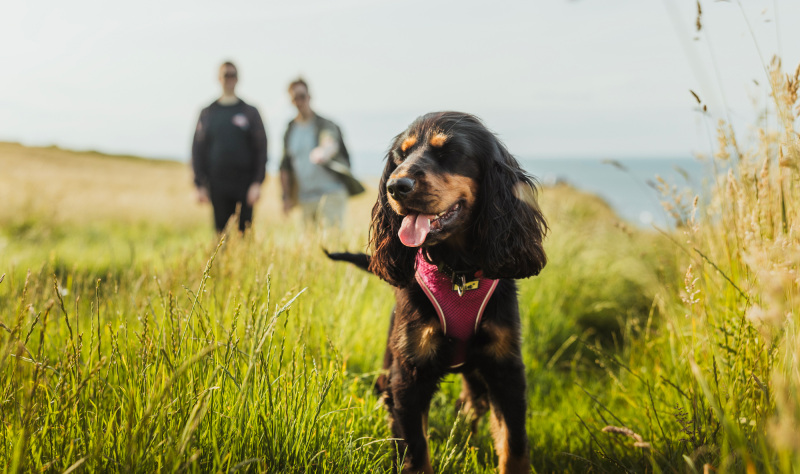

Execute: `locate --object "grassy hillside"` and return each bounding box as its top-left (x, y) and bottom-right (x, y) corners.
top-left (2, 68), bottom-right (799, 474)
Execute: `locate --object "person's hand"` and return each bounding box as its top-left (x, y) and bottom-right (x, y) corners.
top-left (196, 186), bottom-right (210, 204)
top-left (310, 132), bottom-right (339, 164)
top-left (246, 183), bottom-right (261, 206)
top-left (309, 146), bottom-right (329, 164)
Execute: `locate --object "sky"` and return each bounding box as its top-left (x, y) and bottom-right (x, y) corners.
top-left (2, 0), bottom-right (799, 174)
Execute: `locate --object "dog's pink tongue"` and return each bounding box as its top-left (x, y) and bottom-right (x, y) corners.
top-left (399, 212), bottom-right (434, 247)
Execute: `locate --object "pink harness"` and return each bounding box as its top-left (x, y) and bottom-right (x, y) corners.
top-left (414, 251), bottom-right (499, 368)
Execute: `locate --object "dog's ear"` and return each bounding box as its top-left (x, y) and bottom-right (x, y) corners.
top-left (473, 139), bottom-right (547, 279)
top-left (368, 150), bottom-right (418, 287)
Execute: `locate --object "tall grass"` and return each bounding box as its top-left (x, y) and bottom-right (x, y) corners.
top-left (674, 57), bottom-right (800, 471)
top-left (0, 234), bottom-right (396, 473)
top-left (570, 58), bottom-right (800, 473)
top-left (0, 141), bottom-right (676, 472)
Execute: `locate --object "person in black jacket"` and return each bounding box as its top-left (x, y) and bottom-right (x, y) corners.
top-left (191, 61), bottom-right (267, 233)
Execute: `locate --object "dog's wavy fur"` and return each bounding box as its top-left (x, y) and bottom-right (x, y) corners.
top-left (328, 111), bottom-right (547, 474)
top-left (369, 112), bottom-right (546, 286)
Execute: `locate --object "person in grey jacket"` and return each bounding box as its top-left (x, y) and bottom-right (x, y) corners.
top-left (280, 78), bottom-right (362, 228)
top-left (191, 61), bottom-right (267, 233)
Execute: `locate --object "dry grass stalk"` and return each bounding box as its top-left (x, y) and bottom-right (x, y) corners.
top-left (681, 264), bottom-right (701, 312)
top-left (695, 58), bottom-right (800, 465)
top-left (714, 121), bottom-right (731, 161)
top-left (601, 425), bottom-right (651, 449)
top-left (695, 1), bottom-right (702, 33)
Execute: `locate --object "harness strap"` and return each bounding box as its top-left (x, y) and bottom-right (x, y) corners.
top-left (414, 251), bottom-right (499, 368)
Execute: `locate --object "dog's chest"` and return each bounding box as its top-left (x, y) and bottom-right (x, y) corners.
top-left (414, 252), bottom-right (498, 368)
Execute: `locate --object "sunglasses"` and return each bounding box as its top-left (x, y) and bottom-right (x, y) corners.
top-left (223, 72), bottom-right (238, 79)
top-left (293, 93), bottom-right (308, 101)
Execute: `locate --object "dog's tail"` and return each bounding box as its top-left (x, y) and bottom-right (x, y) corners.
top-left (323, 249), bottom-right (372, 273)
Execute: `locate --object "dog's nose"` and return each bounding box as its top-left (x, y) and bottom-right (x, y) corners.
top-left (386, 177), bottom-right (416, 199)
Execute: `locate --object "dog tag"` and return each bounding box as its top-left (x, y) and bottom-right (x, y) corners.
top-left (453, 279), bottom-right (479, 296)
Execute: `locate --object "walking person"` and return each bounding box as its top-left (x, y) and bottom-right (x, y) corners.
top-left (191, 61), bottom-right (268, 233)
top-left (280, 78), bottom-right (363, 228)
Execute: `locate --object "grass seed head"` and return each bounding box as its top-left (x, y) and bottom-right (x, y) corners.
top-left (602, 425), bottom-right (649, 448)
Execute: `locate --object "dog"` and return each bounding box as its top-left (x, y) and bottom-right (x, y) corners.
top-left (326, 111), bottom-right (547, 473)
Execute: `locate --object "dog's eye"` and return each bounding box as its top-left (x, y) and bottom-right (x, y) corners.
top-left (431, 146), bottom-right (452, 162)
top-left (392, 149), bottom-right (406, 164)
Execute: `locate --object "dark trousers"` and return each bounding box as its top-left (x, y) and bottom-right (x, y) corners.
top-left (210, 191), bottom-right (253, 233)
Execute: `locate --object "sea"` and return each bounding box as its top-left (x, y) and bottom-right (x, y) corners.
top-left (348, 153), bottom-right (711, 229)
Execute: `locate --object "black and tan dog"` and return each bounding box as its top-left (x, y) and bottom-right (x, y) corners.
top-left (327, 111), bottom-right (547, 473)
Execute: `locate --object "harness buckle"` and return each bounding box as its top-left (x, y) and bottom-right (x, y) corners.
top-left (451, 274), bottom-right (480, 296)
top-left (453, 275), bottom-right (481, 296)
top-left (455, 274), bottom-right (466, 296)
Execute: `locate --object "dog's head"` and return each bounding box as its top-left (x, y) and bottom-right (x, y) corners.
top-left (368, 111), bottom-right (547, 287)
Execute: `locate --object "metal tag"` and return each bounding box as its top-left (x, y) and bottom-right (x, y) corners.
top-left (453, 278), bottom-right (479, 296)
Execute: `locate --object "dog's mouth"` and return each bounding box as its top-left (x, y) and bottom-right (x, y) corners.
top-left (398, 201), bottom-right (462, 247)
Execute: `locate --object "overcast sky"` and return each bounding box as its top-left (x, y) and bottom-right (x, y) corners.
top-left (2, 0), bottom-right (798, 172)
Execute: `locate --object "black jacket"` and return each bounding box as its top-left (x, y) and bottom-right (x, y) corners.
top-left (191, 99), bottom-right (267, 194)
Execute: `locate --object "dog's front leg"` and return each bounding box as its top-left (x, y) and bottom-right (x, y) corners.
top-left (456, 370), bottom-right (490, 434)
top-left (388, 362), bottom-right (438, 474)
top-left (482, 360), bottom-right (531, 474)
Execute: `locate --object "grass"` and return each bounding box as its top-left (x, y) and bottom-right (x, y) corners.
top-left (1, 59), bottom-right (800, 472)
top-left (0, 140), bottom-right (675, 472)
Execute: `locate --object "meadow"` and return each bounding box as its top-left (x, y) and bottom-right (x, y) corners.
top-left (1, 60), bottom-right (799, 473)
